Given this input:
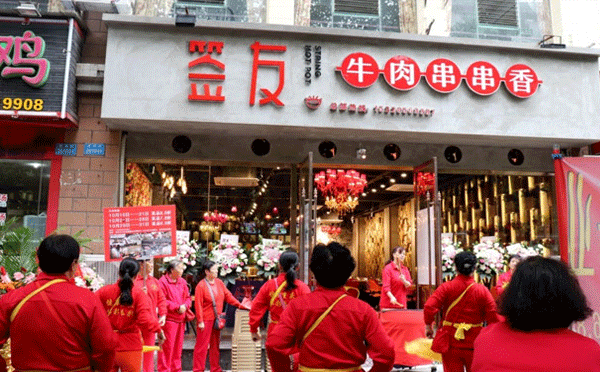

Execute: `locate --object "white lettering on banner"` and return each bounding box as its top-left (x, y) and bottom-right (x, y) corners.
top-left (508, 69), bottom-right (534, 94)
top-left (432, 63), bottom-right (455, 88)
top-left (390, 60), bottom-right (414, 86)
top-left (472, 66), bottom-right (496, 90)
top-left (347, 57), bottom-right (376, 84)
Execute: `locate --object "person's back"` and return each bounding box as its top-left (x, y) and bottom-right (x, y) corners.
top-left (266, 242), bottom-right (394, 372)
top-left (0, 234), bottom-right (117, 372)
top-left (473, 321), bottom-right (600, 372)
top-left (472, 256), bottom-right (600, 372)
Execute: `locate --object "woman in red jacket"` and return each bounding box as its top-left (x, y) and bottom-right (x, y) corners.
top-left (193, 260), bottom-right (248, 372)
top-left (424, 251), bottom-right (499, 372)
top-left (248, 251), bottom-right (311, 372)
top-left (494, 254), bottom-right (521, 297)
top-left (473, 256), bottom-right (600, 372)
top-left (96, 258), bottom-right (165, 372)
top-left (380, 246), bottom-right (413, 309)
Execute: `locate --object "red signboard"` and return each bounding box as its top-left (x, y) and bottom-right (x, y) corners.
top-left (103, 205), bottom-right (177, 262)
top-left (336, 52), bottom-right (542, 98)
top-left (554, 157), bottom-right (600, 344)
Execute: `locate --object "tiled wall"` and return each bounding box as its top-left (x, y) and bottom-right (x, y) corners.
top-left (57, 12), bottom-right (121, 254)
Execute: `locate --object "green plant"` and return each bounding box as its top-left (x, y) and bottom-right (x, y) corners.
top-left (0, 218), bottom-right (39, 277)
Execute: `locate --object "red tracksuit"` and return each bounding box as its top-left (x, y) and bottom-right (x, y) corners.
top-left (249, 275), bottom-right (311, 372)
top-left (494, 270), bottom-right (512, 297)
top-left (158, 275), bottom-right (191, 372)
top-left (193, 278), bottom-right (243, 372)
top-left (473, 321), bottom-right (600, 372)
top-left (379, 261), bottom-right (412, 309)
top-left (0, 273), bottom-right (117, 372)
top-left (266, 286), bottom-right (395, 372)
top-left (423, 274), bottom-right (499, 372)
top-left (135, 275), bottom-right (167, 372)
top-left (96, 282), bottom-right (162, 372)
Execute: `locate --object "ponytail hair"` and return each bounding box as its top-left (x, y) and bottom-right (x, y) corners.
top-left (118, 258), bottom-right (140, 306)
top-left (279, 251), bottom-right (299, 291)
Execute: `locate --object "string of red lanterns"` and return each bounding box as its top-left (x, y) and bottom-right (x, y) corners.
top-left (314, 169), bottom-right (368, 215)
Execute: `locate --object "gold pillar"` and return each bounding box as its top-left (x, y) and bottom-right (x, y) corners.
top-left (518, 189), bottom-right (528, 225)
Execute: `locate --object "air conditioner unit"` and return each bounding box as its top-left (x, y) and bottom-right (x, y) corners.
top-left (213, 167), bottom-right (259, 187)
top-left (74, 0), bottom-right (116, 13)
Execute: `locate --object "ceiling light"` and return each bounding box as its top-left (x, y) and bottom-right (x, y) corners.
top-left (361, 192), bottom-right (367, 197)
top-left (16, 1), bottom-right (41, 17)
top-left (356, 148), bottom-right (367, 160)
top-left (371, 188), bottom-right (377, 193)
top-left (389, 178), bottom-right (396, 183)
top-left (401, 173), bottom-right (408, 178)
top-left (380, 183), bottom-right (386, 188)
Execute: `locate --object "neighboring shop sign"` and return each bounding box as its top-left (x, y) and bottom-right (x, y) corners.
top-left (0, 17), bottom-right (83, 125)
top-left (103, 205), bottom-right (177, 262)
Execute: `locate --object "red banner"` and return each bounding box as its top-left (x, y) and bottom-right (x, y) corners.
top-left (554, 157), bottom-right (600, 343)
top-left (103, 205), bottom-right (177, 262)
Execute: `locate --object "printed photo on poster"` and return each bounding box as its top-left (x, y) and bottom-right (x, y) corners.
top-left (104, 205), bottom-right (177, 261)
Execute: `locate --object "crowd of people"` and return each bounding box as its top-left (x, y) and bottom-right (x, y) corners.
top-left (0, 234), bottom-right (598, 372)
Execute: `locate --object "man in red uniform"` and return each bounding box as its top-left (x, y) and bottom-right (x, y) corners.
top-left (267, 242), bottom-right (395, 372)
top-left (0, 234), bottom-right (117, 372)
top-left (135, 257), bottom-right (167, 372)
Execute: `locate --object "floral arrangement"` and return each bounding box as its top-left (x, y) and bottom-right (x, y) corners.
top-left (253, 239), bottom-right (287, 279)
top-left (472, 241), bottom-right (506, 281)
top-left (504, 242), bottom-right (543, 265)
top-left (74, 262), bottom-right (105, 291)
top-left (165, 238), bottom-right (206, 276)
top-left (441, 238), bottom-right (463, 281)
top-left (209, 242), bottom-right (248, 285)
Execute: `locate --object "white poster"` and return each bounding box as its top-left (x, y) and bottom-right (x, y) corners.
top-left (176, 230), bottom-right (191, 242)
top-left (220, 233), bottom-right (239, 246)
top-left (416, 207), bottom-right (436, 285)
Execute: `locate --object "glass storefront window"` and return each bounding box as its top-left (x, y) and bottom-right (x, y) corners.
top-left (0, 159), bottom-right (51, 241)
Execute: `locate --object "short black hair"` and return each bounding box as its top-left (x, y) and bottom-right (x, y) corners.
top-left (37, 234), bottom-right (80, 274)
top-left (309, 242), bottom-right (356, 288)
top-left (499, 256), bottom-right (592, 331)
top-left (455, 251), bottom-right (476, 276)
top-left (199, 259), bottom-right (216, 280)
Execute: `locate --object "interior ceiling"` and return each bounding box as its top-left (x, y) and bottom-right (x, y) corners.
top-left (135, 163), bottom-right (469, 223)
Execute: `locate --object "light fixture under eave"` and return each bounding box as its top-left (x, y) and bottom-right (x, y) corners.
top-left (17, 1), bottom-right (41, 17)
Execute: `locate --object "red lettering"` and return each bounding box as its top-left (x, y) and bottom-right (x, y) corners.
top-left (249, 42), bottom-right (287, 106)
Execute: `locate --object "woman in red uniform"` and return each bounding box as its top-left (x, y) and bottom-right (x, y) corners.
top-left (96, 258), bottom-right (165, 372)
top-left (193, 260), bottom-right (248, 372)
top-left (158, 260), bottom-right (191, 372)
top-left (473, 256), bottom-right (600, 372)
top-left (134, 257), bottom-right (167, 372)
top-left (424, 251), bottom-right (498, 372)
top-left (266, 242), bottom-right (395, 372)
top-left (380, 246), bottom-right (413, 309)
top-left (494, 254), bottom-right (521, 297)
top-left (248, 251), bottom-right (311, 372)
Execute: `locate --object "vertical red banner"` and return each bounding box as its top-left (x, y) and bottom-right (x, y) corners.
top-left (103, 205), bottom-right (177, 262)
top-left (554, 157), bottom-right (600, 343)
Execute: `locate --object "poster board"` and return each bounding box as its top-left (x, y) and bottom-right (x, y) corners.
top-left (416, 207), bottom-right (436, 285)
top-left (220, 233), bottom-right (239, 246)
top-left (103, 205), bottom-right (176, 261)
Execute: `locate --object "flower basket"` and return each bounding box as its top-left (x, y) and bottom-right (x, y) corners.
top-left (74, 262), bottom-right (105, 291)
top-left (441, 239), bottom-right (463, 281)
top-left (472, 241), bottom-right (505, 286)
top-left (209, 243), bottom-right (248, 285)
top-left (166, 239), bottom-right (206, 277)
top-left (252, 239), bottom-right (287, 279)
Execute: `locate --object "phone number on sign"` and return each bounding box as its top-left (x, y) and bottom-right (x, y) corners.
top-left (2, 97), bottom-right (44, 111)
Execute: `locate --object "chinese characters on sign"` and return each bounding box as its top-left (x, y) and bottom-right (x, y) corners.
top-left (336, 53), bottom-right (542, 98)
top-left (103, 205), bottom-right (177, 261)
top-left (0, 31), bottom-right (50, 88)
top-left (187, 40), bottom-right (287, 106)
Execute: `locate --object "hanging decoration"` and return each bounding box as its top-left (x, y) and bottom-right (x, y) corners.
top-left (162, 166), bottom-right (188, 199)
top-left (314, 169), bottom-right (367, 215)
top-left (321, 224), bottom-right (342, 236)
top-left (416, 172), bottom-right (435, 196)
top-left (204, 210), bottom-right (228, 224)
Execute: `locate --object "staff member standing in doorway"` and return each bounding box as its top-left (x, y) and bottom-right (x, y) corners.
top-left (380, 246), bottom-right (413, 310)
